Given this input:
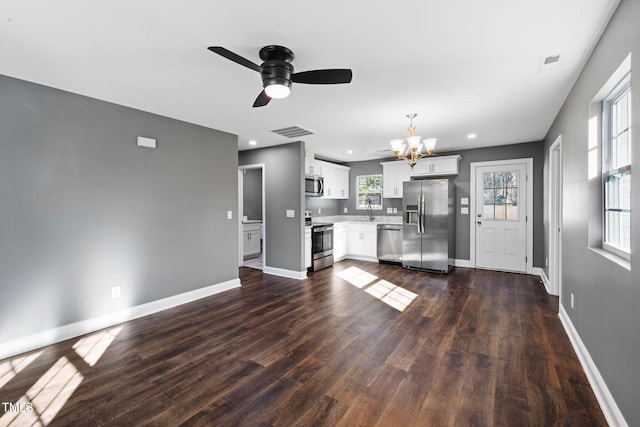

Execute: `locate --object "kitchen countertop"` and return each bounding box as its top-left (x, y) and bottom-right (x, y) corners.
top-left (311, 215), bottom-right (402, 224)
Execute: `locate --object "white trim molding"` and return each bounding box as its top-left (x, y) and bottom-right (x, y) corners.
top-left (263, 265), bottom-right (308, 280)
top-left (0, 278), bottom-right (241, 361)
top-left (559, 305), bottom-right (628, 427)
top-left (532, 267), bottom-right (552, 294)
top-left (453, 259), bottom-right (473, 268)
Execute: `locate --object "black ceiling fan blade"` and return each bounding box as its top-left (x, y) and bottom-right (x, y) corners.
top-left (207, 46), bottom-right (262, 73)
top-left (253, 90), bottom-right (271, 108)
top-left (291, 69), bottom-right (353, 84)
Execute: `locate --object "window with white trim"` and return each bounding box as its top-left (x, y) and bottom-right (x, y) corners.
top-left (356, 175), bottom-right (383, 210)
top-left (602, 73), bottom-right (631, 259)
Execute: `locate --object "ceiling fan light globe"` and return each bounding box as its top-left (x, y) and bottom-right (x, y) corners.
top-left (264, 83), bottom-right (291, 99)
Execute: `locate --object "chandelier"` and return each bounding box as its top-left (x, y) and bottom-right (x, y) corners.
top-left (389, 113), bottom-right (437, 169)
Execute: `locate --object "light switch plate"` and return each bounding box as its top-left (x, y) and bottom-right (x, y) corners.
top-left (227, 211), bottom-right (233, 219)
top-left (137, 136), bottom-right (157, 148)
top-left (461, 207), bottom-right (469, 215)
top-left (387, 207), bottom-right (393, 214)
top-left (286, 209), bottom-right (295, 218)
top-left (461, 197), bottom-right (469, 205)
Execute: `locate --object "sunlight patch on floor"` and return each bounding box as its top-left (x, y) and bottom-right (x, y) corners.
top-left (0, 351), bottom-right (42, 389)
top-left (365, 279), bottom-right (418, 312)
top-left (334, 266), bottom-right (418, 312)
top-left (0, 326), bottom-right (122, 426)
top-left (336, 266), bottom-right (378, 288)
top-left (73, 326), bottom-right (122, 367)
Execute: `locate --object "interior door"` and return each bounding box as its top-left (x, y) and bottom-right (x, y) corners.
top-left (475, 162), bottom-right (528, 272)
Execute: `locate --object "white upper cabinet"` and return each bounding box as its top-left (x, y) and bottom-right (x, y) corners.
top-left (305, 159), bottom-right (322, 176)
top-left (409, 155), bottom-right (461, 177)
top-left (317, 160), bottom-right (350, 199)
top-left (381, 160), bottom-right (410, 198)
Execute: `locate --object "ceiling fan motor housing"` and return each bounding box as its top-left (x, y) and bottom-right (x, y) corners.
top-left (259, 45), bottom-right (294, 90)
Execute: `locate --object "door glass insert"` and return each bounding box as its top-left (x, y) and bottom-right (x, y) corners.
top-left (482, 171), bottom-right (519, 220)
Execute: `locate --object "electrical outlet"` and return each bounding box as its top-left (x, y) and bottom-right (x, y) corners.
top-left (318, 208), bottom-right (321, 215)
top-left (112, 286), bottom-right (121, 299)
top-left (570, 293), bottom-right (574, 309)
top-left (344, 207), bottom-right (348, 213)
top-left (545, 257), bottom-right (549, 267)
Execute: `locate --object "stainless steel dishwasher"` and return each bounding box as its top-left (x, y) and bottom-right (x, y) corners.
top-left (376, 223), bottom-right (403, 263)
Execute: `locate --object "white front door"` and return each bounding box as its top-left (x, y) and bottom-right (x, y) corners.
top-left (474, 161), bottom-right (529, 272)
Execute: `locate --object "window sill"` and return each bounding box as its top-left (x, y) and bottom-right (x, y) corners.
top-left (588, 247), bottom-right (631, 271)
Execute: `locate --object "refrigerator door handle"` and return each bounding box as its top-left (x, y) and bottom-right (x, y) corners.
top-left (417, 195), bottom-right (422, 234)
top-left (420, 194), bottom-right (426, 234)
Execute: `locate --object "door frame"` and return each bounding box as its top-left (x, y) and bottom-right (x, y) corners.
top-left (469, 158), bottom-right (534, 273)
top-left (549, 135), bottom-right (563, 296)
top-left (238, 163), bottom-right (266, 267)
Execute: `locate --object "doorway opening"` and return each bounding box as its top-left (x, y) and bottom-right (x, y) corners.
top-left (549, 135), bottom-right (563, 296)
top-left (470, 158), bottom-right (534, 273)
top-left (238, 164), bottom-right (266, 270)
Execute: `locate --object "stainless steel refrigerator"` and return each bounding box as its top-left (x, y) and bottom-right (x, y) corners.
top-left (402, 179), bottom-right (455, 273)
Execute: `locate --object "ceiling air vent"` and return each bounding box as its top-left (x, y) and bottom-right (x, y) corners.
top-left (271, 126), bottom-right (315, 138)
top-left (538, 54), bottom-right (561, 73)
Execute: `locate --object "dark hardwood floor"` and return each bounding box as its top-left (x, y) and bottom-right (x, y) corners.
top-left (1, 260), bottom-right (606, 426)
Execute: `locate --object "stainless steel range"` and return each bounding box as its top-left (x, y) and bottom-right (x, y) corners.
top-left (309, 222), bottom-right (334, 272)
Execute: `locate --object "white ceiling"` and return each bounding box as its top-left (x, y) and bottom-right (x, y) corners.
top-left (0, 0), bottom-right (619, 162)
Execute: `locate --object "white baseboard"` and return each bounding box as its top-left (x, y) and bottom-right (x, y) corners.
top-left (0, 278), bottom-right (241, 361)
top-left (531, 267), bottom-right (553, 295)
top-left (453, 259), bottom-right (473, 268)
top-left (343, 255), bottom-right (379, 263)
top-left (262, 265), bottom-right (307, 280)
top-left (558, 305), bottom-right (628, 427)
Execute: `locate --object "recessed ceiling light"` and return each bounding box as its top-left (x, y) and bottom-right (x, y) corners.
top-left (467, 133), bottom-right (477, 139)
top-left (249, 140), bottom-right (257, 146)
top-left (347, 150), bottom-right (353, 154)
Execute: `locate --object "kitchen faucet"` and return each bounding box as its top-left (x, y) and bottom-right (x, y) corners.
top-left (366, 198), bottom-right (375, 221)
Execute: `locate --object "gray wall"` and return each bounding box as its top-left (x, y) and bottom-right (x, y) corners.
top-left (0, 74), bottom-right (239, 345)
top-left (239, 142), bottom-right (305, 272)
top-left (304, 195), bottom-right (342, 217)
top-left (542, 0), bottom-right (639, 423)
top-left (242, 168), bottom-right (262, 220)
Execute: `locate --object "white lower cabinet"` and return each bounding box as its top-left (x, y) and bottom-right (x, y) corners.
top-left (333, 223), bottom-right (348, 261)
top-left (305, 227), bottom-right (312, 269)
top-left (243, 223), bottom-right (262, 256)
top-left (345, 223), bottom-right (377, 260)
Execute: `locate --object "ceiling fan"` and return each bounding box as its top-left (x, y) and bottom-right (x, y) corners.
top-left (207, 45), bottom-right (353, 107)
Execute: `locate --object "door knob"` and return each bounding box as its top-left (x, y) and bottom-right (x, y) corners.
top-left (477, 221), bottom-right (482, 225)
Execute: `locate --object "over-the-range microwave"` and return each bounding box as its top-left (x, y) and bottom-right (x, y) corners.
top-left (305, 174), bottom-right (324, 197)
